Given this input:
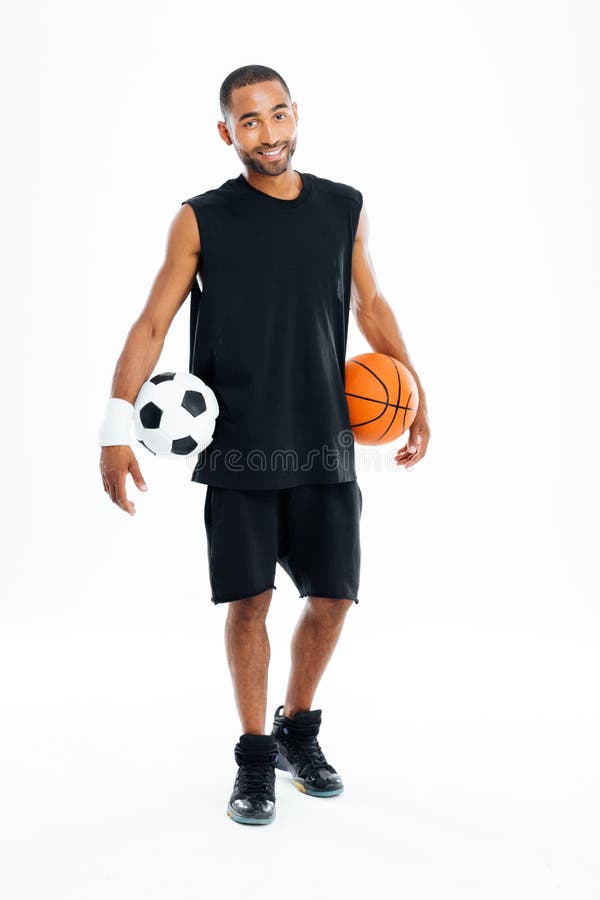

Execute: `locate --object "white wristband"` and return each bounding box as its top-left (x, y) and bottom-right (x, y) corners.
top-left (98, 397), bottom-right (134, 446)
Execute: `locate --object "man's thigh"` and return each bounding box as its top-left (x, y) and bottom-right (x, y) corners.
top-left (204, 485), bottom-right (280, 605)
top-left (277, 480), bottom-right (362, 603)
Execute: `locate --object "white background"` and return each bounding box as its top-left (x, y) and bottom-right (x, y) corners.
top-left (1, 0), bottom-right (598, 896)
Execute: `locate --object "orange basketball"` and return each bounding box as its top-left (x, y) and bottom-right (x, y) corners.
top-left (345, 352), bottom-right (419, 445)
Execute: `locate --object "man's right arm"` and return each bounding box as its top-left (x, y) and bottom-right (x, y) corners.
top-left (99, 202), bottom-right (201, 516)
top-left (109, 202), bottom-right (201, 403)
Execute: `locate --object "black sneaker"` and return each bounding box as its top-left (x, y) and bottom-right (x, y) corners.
top-left (226, 733), bottom-right (278, 825)
top-left (271, 705), bottom-right (344, 797)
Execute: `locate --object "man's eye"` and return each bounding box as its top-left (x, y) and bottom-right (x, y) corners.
top-left (244, 113), bottom-right (287, 127)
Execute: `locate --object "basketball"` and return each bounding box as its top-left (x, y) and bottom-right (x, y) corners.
top-left (345, 353), bottom-right (419, 445)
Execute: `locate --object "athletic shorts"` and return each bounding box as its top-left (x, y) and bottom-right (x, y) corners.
top-left (203, 480), bottom-right (363, 605)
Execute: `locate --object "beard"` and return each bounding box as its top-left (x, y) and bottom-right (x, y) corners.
top-left (238, 135), bottom-right (297, 177)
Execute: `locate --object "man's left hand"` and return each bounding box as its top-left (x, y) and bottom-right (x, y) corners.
top-left (394, 409), bottom-right (430, 470)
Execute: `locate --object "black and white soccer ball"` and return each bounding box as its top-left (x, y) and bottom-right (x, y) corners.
top-left (133, 371), bottom-right (219, 458)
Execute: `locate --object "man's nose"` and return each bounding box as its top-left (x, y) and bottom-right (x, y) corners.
top-left (260, 124), bottom-right (276, 145)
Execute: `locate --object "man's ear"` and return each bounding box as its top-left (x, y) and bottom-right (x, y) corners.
top-left (217, 121), bottom-right (233, 146)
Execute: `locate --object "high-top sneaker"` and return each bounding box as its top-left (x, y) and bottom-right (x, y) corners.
top-left (271, 705), bottom-right (344, 797)
top-left (227, 733), bottom-right (278, 825)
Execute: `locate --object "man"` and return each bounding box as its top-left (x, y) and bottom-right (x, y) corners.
top-left (99, 64), bottom-right (430, 826)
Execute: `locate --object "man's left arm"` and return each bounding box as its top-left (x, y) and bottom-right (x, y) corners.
top-left (350, 205), bottom-right (431, 469)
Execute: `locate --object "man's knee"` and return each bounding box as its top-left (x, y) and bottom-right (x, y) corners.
top-left (307, 596), bottom-right (354, 620)
top-left (226, 588), bottom-right (273, 620)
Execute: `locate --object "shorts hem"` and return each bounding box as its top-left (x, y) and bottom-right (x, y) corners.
top-left (211, 584), bottom-right (277, 605)
top-left (298, 591), bottom-right (359, 604)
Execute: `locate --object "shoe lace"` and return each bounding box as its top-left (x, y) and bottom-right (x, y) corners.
top-left (292, 735), bottom-right (336, 773)
top-left (236, 756), bottom-right (277, 796)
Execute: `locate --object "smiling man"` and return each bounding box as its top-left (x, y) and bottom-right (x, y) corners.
top-left (99, 64), bottom-right (430, 826)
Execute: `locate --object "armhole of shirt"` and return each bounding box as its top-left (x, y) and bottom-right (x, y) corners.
top-left (180, 200), bottom-right (204, 374)
top-left (181, 199), bottom-right (203, 256)
top-left (351, 189), bottom-right (363, 243)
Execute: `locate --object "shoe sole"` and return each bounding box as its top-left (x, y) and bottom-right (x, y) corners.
top-left (275, 752), bottom-right (344, 797)
top-left (226, 803), bottom-right (275, 825)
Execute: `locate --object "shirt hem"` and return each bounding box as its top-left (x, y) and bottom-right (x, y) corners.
top-left (191, 471), bottom-right (357, 490)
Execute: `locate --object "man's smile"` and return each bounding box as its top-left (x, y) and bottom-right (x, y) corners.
top-left (258, 145), bottom-right (286, 159)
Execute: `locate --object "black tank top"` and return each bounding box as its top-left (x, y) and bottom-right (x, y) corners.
top-left (181, 171), bottom-right (363, 490)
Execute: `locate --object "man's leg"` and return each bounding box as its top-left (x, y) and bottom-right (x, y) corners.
top-left (224, 588), bottom-right (273, 734)
top-left (283, 596), bottom-right (354, 718)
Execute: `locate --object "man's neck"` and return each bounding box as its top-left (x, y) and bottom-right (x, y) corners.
top-left (241, 168), bottom-right (302, 200)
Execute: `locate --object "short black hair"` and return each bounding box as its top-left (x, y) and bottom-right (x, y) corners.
top-left (219, 65), bottom-right (292, 124)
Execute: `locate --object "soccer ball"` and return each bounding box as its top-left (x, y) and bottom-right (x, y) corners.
top-left (133, 371), bottom-right (219, 458)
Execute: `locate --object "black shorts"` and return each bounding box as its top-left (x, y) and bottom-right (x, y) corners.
top-left (203, 480), bottom-right (363, 605)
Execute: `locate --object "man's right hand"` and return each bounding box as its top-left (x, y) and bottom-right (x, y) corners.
top-left (100, 445), bottom-right (148, 516)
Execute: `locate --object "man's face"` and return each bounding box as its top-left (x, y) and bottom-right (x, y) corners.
top-left (218, 81), bottom-right (298, 176)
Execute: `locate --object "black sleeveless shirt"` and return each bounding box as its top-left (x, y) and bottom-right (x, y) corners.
top-left (181, 171), bottom-right (363, 490)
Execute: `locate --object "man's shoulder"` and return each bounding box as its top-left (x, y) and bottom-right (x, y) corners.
top-left (181, 177), bottom-right (241, 210)
top-left (306, 172), bottom-right (363, 208)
